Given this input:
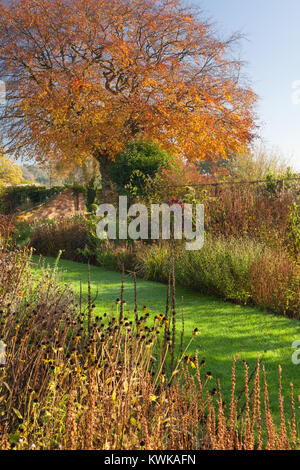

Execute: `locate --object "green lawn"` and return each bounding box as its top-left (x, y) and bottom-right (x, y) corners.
top-left (30, 255), bottom-right (300, 425)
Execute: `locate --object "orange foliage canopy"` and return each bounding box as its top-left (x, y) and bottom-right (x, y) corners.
top-left (0, 0), bottom-right (257, 170)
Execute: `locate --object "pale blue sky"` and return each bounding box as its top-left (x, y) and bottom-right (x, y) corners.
top-left (199, 0), bottom-right (300, 170)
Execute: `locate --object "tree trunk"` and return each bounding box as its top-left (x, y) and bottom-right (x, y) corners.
top-left (93, 150), bottom-right (111, 187)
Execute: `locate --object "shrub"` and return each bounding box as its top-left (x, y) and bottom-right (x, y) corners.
top-left (0, 215), bottom-right (15, 250)
top-left (86, 178), bottom-right (100, 212)
top-left (109, 140), bottom-right (172, 197)
top-left (286, 202), bottom-right (300, 259)
top-left (137, 237), bottom-right (264, 303)
top-left (29, 216), bottom-right (90, 262)
top-left (179, 237), bottom-right (264, 304)
top-left (10, 220), bottom-right (34, 248)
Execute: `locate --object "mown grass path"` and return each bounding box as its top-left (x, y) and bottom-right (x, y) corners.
top-left (30, 255), bottom-right (300, 425)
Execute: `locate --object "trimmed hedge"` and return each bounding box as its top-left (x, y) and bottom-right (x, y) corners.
top-left (0, 184), bottom-right (89, 214)
top-left (0, 185), bottom-right (64, 214)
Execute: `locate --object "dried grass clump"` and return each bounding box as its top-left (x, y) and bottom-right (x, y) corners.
top-left (250, 250), bottom-right (300, 319)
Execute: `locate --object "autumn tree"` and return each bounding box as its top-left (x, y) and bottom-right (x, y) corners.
top-left (0, 151), bottom-right (23, 186)
top-left (0, 0), bottom-right (257, 176)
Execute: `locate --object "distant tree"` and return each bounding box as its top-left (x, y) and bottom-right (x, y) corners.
top-left (21, 164), bottom-right (50, 185)
top-left (228, 145), bottom-right (291, 180)
top-left (196, 145), bottom-right (293, 181)
top-left (158, 157), bottom-right (205, 187)
top-left (20, 166), bottom-right (36, 184)
top-left (196, 156), bottom-right (233, 177)
top-left (51, 158), bottom-right (101, 209)
top-left (0, 152), bottom-right (23, 186)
